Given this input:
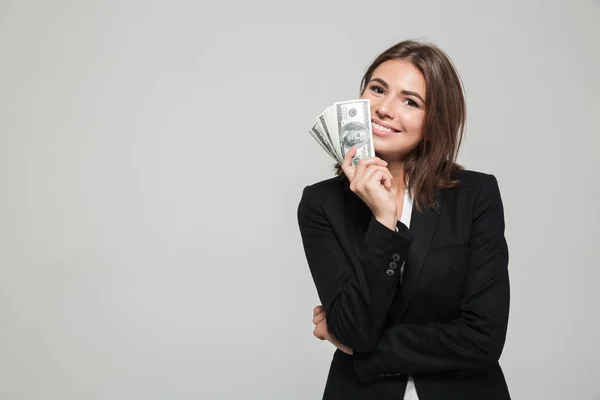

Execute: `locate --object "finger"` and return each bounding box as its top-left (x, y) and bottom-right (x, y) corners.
top-left (313, 311), bottom-right (326, 325)
top-left (313, 305), bottom-right (324, 317)
top-left (355, 157), bottom-right (388, 175)
top-left (313, 326), bottom-right (323, 339)
top-left (313, 323), bottom-right (327, 340)
top-left (351, 158), bottom-right (389, 189)
top-left (370, 169), bottom-right (394, 193)
top-left (341, 146), bottom-right (357, 182)
top-left (376, 168), bottom-right (394, 190)
top-left (356, 157), bottom-right (388, 167)
top-left (343, 149), bottom-right (387, 181)
top-left (374, 167), bottom-right (394, 187)
top-left (342, 146), bottom-right (357, 168)
top-left (358, 165), bottom-right (393, 190)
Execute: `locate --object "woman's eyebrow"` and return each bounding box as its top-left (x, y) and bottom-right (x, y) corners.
top-left (369, 78), bottom-right (389, 89)
top-left (369, 77), bottom-right (425, 104)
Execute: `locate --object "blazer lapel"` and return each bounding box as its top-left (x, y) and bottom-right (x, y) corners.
top-left (398, 189), bottom-right (446, 318)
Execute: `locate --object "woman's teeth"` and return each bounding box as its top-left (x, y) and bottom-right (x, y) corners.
top-left (372, 122), bottom-right (397, 133)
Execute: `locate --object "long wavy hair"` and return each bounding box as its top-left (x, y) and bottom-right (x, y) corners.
top-left (335, 40), bottom-right (466, 212)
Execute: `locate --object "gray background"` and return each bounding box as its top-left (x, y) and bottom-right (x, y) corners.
top-left (1, 0), bottom-right (599, 399)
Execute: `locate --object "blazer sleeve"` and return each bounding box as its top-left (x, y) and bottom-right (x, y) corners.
top-left (297, 184), bottom-right (413, 353)
top-left (353, 174), bottom-right (510, 384)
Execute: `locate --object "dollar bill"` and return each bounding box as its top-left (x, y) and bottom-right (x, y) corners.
top-left (309, 121), bottom-right (340, 163)
top-left (334, 99), bottom-right (374, 167)
top-left (323, 106), bottom-right (343, 162)
top-left (308, 99), bottom-right (375, 167)
top-left (317, 113), bottom-right (342, 162)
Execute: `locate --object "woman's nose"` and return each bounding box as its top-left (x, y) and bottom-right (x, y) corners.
top-left (375, 97), bottom-right (396, 120)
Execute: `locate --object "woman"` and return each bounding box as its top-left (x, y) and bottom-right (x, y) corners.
top-left (297, 40), bottom-right (511, 400)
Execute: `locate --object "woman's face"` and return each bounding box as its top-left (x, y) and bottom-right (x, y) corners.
top-left (360, 59), bottom-right (427, 160)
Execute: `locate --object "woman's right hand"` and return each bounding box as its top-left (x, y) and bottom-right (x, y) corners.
top-left (341, 147), bottom-right (398, 230)
top-left (313, 305), bottom-right (353, 355)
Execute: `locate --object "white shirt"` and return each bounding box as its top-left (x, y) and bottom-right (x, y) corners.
top-left (396, 185), bottom-right (419, 400)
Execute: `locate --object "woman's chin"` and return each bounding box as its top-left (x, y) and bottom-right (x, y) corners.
top-left (375, 146), bottom-right (406, 157)
top-left (374, 140), bottom-right (419, 160)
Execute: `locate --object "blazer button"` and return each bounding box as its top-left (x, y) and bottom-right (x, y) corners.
top-left (392, 253), bottom-right (401, 261)
top-left (389, 261), bottom-right (398, 270)
top-left (386, 269), bottom-right (395, 276)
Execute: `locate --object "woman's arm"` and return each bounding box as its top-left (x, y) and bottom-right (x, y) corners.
top-left (351, 174), bottom-right (510, 384)
top-left (297, 184), bottom-right (413, 353)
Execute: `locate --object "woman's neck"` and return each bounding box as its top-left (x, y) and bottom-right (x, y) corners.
top-left (385, 160), bottom-right (407, 195)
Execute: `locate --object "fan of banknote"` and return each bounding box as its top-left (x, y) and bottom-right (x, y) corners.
top-left (309, 99), bottom-right (375, 167)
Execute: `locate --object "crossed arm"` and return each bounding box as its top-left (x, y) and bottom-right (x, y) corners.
top-left (297, 183), bottom-right (413, 353)
top-left (299, 175), bottom-right (510, 384)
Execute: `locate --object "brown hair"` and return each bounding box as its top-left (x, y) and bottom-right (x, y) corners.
top-left (335, 39), bottom-right (466, 212)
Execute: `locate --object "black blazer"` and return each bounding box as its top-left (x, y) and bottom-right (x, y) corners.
top-left (297, 169), bottom-right (510, 400)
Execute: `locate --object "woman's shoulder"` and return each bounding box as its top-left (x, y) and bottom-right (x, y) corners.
top-left (298, 175), bottom-right (347, 208)
top-left (300, 174), bottom-right (347, 195)
top-left (448, 168), bottom-right (504, 206)
top-left (452, 168), bottom-right (500, 189)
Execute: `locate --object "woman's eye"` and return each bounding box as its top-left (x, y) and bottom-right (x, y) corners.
top-left (371, 85), bottom-right (384, 94)
top-left (404, 98), bottom-right (419, 108)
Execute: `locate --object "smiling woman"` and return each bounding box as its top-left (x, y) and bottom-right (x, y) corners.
top-left (298, 40), bottom-right (511, 400)
top-left (334, 40), bottom-right (466, 213)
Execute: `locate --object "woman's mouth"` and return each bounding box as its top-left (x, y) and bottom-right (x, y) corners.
top-left (371, 120), bottom-right (400, 137)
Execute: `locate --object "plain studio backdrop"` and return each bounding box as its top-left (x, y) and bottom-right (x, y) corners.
top-left (1, 0), bottom-right (599, 399)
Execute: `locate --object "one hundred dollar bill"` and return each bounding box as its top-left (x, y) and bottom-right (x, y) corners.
top-left (334, 99), bottom-right (374, 167)
top-left (308, 99), bottom-right (375, 167)
top-left (309, 121), bottom-right (340, 163)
